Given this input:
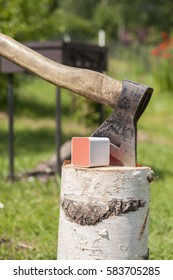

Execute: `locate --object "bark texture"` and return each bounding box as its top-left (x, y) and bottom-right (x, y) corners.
top-left (58, 164), bottom-right (152, 260)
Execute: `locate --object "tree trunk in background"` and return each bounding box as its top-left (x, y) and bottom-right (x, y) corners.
top-left (58, 163), bottom-right (153, 260)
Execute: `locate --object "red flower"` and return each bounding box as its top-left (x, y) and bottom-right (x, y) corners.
top-left (161, 32), bottom-right (169, 40)
top-left (151, 32), bottom-right (173, 61)
top-left (151, 48), bottom-right (160, 56)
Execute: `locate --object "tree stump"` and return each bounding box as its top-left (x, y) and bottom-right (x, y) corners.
top-left (57, 163), bottom-right (153, 260)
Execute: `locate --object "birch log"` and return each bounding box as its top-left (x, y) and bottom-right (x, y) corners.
top-left (58, 163), bottom-right (153, 260)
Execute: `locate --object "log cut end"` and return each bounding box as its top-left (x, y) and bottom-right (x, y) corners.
top-left (62, 162), bottom-right (151, 172)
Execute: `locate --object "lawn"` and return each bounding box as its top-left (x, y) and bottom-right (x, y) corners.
top-left (0, 48), bottom-right (173, 259)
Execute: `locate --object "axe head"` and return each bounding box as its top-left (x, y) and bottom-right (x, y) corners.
top-left (92, 80), bottom-right (153, 166)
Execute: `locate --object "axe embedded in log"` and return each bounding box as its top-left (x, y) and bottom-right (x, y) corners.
top-left (0, 33), bottom-right (153, 166)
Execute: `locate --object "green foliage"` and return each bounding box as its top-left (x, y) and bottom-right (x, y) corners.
top-left (48, 9), bottom-right (94, 41)
top-left (59, 0), bottom-right (100, 20)
top-left (0, 0), bottom-right (54, 40)
top-left (0, 0), bottom-right (22, 37)
top-left (0, 0), bottom-right (173, 42)
top-left (94, 2), bottom-right (119, 41)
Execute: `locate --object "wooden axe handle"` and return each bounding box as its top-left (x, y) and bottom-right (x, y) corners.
top-left (0, 33), bottom-right (122, 108)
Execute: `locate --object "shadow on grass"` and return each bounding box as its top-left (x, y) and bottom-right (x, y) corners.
top-left (15, 97), bottom-right (56, 119)
top-left (150, 167), bottom-right (173, 181)
top-left (0, 127), bottom-right (83, 157)
top-left (1, 129), bottom-right (172, 180)
top-left (14, 96), bottom-right (73, 119)
top-left (1, 90), bottom-right (73, 120)
top-left (140, 162), bottom-right (173, 181)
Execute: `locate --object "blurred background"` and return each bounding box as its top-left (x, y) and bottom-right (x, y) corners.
top-left (0, 0), bottom-right (173, 259)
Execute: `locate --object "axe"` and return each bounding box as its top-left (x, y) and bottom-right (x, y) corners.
top-left (0, 33), bottom-right (153, 166)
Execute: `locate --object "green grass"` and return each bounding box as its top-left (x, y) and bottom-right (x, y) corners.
top-left (0, 179), bottom-right (60, 259)
top-left (0, 49), bottom-right (173, 259)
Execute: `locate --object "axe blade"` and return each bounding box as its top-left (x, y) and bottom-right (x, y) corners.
top-left (91, 80), bottom-right (153, 166)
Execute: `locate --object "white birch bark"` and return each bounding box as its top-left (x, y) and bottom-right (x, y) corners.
top-left (58, 164), bottom-right (153, 260)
